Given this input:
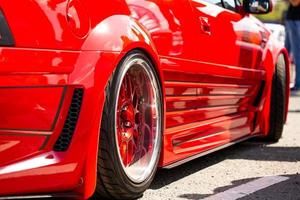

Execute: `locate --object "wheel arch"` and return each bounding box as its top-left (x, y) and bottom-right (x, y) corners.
top-left (81, 14), bottom-right (165, 105)
top-left (270, 48), bottom-right (290, 123)
top-left (78, 15), bottom-right (166, 199)
top-left (259, 46), bottom-right (290, 136)
top-left (279, 48), bottom-right (290, 123)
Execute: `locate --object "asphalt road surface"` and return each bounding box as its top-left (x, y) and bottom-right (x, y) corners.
top-left (141, 95), bottom-right (300, 200)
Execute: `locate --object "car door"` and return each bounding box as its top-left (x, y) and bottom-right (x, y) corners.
top-left (190, 0), bottom-right (266, 69)
top-left (127, 0), bottom-right (239, 163)
top-left (127, 0), bottom-right (266, 164)
top-left (188, 0), bottom-right (267, 142)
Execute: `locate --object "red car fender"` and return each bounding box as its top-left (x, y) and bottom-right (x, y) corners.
top-left (70, 15), bottom-right (165, 199)
top-left (80, 14), bottom-right (165, 116)
top-left (259, 41), bottom-right (290, 136)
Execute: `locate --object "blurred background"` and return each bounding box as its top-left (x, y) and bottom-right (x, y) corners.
top-left (256, 0), bottom-right (297, 88)
top-left (256, 0), bottom-right (288, 23)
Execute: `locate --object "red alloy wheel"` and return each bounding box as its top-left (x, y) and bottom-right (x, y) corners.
top-left (115, 57), bottom-right (161, 183)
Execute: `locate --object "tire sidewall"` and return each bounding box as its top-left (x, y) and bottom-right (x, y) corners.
top-left (267, 54), bottom-right (286, 142)
top-left (106, 50), bottom-right (163, 194)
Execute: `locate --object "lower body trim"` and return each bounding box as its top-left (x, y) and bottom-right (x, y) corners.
top-left (163, 134), bottom-right (259, 169)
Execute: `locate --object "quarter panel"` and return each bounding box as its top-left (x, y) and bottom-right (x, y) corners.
top-left (0, 0), bottom-right (130, 50)
top-left (0, 0), bottom-right (81, 49)
top-left (0, 48), bottom-right (123, 198)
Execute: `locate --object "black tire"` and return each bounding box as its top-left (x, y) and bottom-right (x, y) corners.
top-left (93, 50), bottom-right (163, 200)
top-left (265, 54), bottom-right (286, 142)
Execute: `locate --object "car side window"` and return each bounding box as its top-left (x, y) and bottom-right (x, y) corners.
top-left (222, 0), bottom-right (237, 11)
top-left (201, 0), bottom-right (239, 12)
top-left (201, 0), bottom-right (223, 7)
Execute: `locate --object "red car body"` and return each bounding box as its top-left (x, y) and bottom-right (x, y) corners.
top-left (0, 0), bottom-right (289, 199)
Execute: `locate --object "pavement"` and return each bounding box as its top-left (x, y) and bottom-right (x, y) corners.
top-left (141, 95), bottom-right (300, 200)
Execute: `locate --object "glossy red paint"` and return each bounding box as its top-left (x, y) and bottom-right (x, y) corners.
top-left (0, 134), bottom-right (47, 167)
top-left (0, 0), bottom-right (289, 199)
top-left (0, 86), bottom-right (64, 131)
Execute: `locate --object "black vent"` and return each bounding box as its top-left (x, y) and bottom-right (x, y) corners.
top-left (54, 89), bottom-right (83, 151)
top-left (253, 81), bottom-right (265, 107)
top-left (0, 11), bottom-right (14, 46)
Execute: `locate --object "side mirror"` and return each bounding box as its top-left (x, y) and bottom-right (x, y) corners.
top-left (243, 0), bottom-right (273, 14)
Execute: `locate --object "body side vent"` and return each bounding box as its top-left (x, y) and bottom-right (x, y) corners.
top-left (53, 88), bottom-right (83, 151)
top-left (253, 81), bottom-right (265, 107)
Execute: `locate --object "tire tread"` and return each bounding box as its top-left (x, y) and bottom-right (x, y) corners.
top-left (266, 54), bottom-right (286, 142)
top-left (93, 51), bottom-right (162, 200)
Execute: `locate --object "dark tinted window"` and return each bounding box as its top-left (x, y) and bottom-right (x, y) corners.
top-left (201, 0), bottom-right (223, 7)
top-left (222, 0), bottom-right (237, 11)
top-left (201, 0), bottom-right (238, 11)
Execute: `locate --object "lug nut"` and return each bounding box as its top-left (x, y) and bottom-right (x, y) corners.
top-left (121, 132), bottom-right (130, 140)
top-left (139, 97), bottom-right (144, 104)
top-left (124, 121), bottom-right (132, 128)
top-left (122, 105), bottom-right (128, 111)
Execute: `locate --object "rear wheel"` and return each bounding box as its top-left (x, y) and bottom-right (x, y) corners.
top-left (265, 54), bottom-right (286, 142)
top-left (93, 51), bottom-right (162, 199)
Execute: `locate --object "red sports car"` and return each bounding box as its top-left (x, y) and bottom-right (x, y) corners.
top-left (0, 0), bottom-right (289, 199)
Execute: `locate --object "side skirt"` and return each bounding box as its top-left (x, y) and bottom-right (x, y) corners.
top-left (0, 193), bottom-right (79, 200)
top-left (163, 134), bottom-right (259, 169)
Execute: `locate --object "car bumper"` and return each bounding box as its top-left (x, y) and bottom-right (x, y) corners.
top-left (0, 47), bottom-right (120, 197)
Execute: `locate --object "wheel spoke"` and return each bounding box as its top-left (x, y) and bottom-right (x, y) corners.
top-left (115, 57), bottom-right (161, 183)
